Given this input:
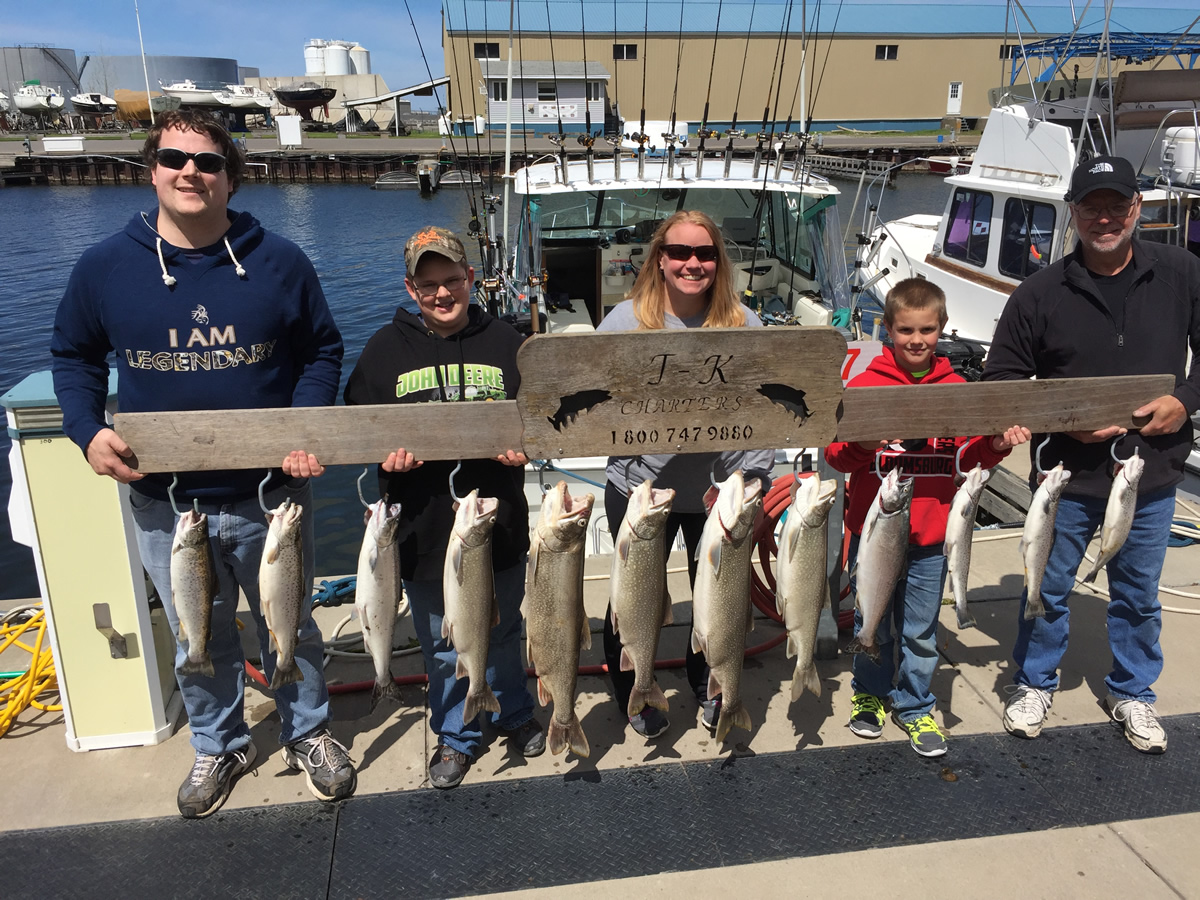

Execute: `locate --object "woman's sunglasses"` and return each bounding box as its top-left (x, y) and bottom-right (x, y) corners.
top-left (661, 243), bottom-right (718, 262)
top-left (155, 147), bottom-right (227, 175)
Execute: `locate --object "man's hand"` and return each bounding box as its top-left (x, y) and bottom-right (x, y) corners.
top-left (382, 448), bottom-right (422, 473)
top-left (1065, 425), bottom-right (1127, 444)
top-left (282, 451), bottom-right (325, 478)
top-left (495, 450), bottom-right (529, 467)
top-left (85, 429), bottom-right (144, 483)
top-left (1134, 394), bottom-right (1188, 437)
top-left (991, 425), bottom-right (1032, 453)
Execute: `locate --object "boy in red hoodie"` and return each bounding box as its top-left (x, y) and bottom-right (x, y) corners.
top-left (826, 279), bottom-right (1029, 757)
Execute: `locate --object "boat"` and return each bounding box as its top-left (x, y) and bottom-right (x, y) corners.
top-left (159, 80), bottom-right (233, 108)
top-left (0, 91), bottom-right (10, 113)
top-left (13, 81), bottom-right (65, 114)
top-left (223, 84), bottom-right (273, 110)
top-left (114, 90), bottom-right (182, 126)
top-left (926, 154), bottom-right (973, 176)
top-left (70, 92), bottom-right (118, 115)
top-left (372, 170), bottom-right (421, 190)
top-left (274, 81), bottom-right (337, 120)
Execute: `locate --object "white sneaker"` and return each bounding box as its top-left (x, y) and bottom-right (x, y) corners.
top-left (1003, 685), bottom-right (1053, 738)
top-left (1107, 695), bottom-right (1167, 754)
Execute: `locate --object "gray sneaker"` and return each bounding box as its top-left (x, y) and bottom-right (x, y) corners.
top-left (281, 730), bottom-right (357, 801)
top-left (629, 707), bottom-right (669, 739)
top-left (700, 698), bottom-right (721, 734)
top-left (1107, 695), bottom-right (1167, 754)
top-left (177, 742), bottom-right (258, 819)
top-left (1003, 685), bottom-right (1053, 739)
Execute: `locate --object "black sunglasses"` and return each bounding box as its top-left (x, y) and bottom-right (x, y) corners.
top-left (661, 243), bottom-right (718, 262)
top-left (155, 147), bottom-right (227, 175)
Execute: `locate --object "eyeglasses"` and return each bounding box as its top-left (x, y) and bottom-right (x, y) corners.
top-left (661, 243), bottom-right (719, 262)
top-left (1072, 200), bottom-right (1136, 221)
top-left (411, 275), bottom-right (468, 298)
top-left (155, 148), bottom-right (227, 175)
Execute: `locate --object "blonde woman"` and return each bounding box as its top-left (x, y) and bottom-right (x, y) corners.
top-left (599, 210), bottom-right (775, 739)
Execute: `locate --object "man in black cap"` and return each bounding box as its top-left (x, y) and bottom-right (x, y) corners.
top-left (983, 154), bottom-right (1200, 754)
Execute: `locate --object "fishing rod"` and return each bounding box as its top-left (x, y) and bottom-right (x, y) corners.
top-left (544, 0), bottom-right (570, 186)
top-left (725, 0), bottom-right (758, 177)
top-left (694, 0), bottom-right (726, 179)
top-left (577, 0), bottom-right (597, 182)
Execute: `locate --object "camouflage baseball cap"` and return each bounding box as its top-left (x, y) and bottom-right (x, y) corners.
top-left (404, 225), bottom-right (467, 273)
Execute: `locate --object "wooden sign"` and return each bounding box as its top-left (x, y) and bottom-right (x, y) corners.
top-left (833, 374), bottom-right (1174, 442)
top-left (516, 327), bottom-right (848, 457)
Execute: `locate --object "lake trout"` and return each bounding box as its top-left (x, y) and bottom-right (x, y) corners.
top-left (848, 469), bottom-right (915, 664)
top-left (692, 470), bottom-right (764, 744)
top-left (443, 489), bottom-right (502, 725)
top-left (260, 499), bottom-right (306, 691)
top-left (610, 479), bottom-right (676, 718)
top-left (1082, 448), bottom-right (1144, 583)
top-left (1020, 464), bottom-right (1071, 619)
top-left (524, 481), bottom-right (594, 757)
top-left (170, 508), bottom-right (216, 677)
top-left (776, 476), bottom-right (837, 701)
top-left (944, 464), bottom-right (991, 630)
top-left (355, 499), bottom-right (404, 712)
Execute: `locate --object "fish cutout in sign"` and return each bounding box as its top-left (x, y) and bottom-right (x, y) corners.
top-left (546, 389), bottom-right (612, 432)
top-left (756, 383), bottom-right (812, 425)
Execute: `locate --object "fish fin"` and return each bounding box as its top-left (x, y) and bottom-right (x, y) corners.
top-left (527, 539), bottom-right (540, 583)
top-left (791, 663), bottom-right (821, 701)
top-left (707, 672), bottom-right (721, 701)
top-left (647, 681), bottom-right (669, 711)
top-left (746, 600), bottom-right (754, 632)
top-left (491, 596), bottom-right (501, 628)
top-left (451, 541), bottom-right (463, 585)
top-left (442, 619), bottom-right (453, 645)
top-left (785, 523), bottom-right (802, 562)
top-left (579, 609), bottom-right (592, 650)
top-left (178, 654), bottom-right (215, 678)
top-left (462, 685), bottom-right (500, 725)
top-left (610, 608), bottom-right (619, 635)
top-left (176, 612), bottom-right (187, 643)
top-left (775, 587), bottom-right (787, 619)
top-left (691, 630), bottom-right (707, 656)
top-left (455, 655), bottom-right (468, 680)
top-left (265, 544), bottom-right (279, 565)
top-left (537, 677), bottom-right (552, 707)
top-left (268, 661), bottom-right (304, 691)
top-left (267, 628), bottom-right (278, 654)
top-left (615, 529), bottom-right (632, 564)
top-left (785, 633), bottom-right (798, 659)
top-left (627, 691), bottom-right (648, 719)
top-left (715, 703), bottom-right (751, 743)
top-left (662, 598), bottom-right (673, 626)
top-left (956, 605), bottom-right (978, 630)
top-left (367, 543), bottom-right (379, 574)
top-left (525, 637), bottom-right (535, 668)
top-left (369, 678), bottom-right (403, 713)
top-left (1081, 560), bottom-right (1101, 584)
top-left (548, 715), bottom-right (590, 758)
top-left (702, 484), bottom-right (719, 513)
top-left (619, 648), bottom-right (635, 672)
top-left (705, 538), bottom-right (722, 576)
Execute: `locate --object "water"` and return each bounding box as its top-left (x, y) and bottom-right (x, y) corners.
top-left (0, 170), bottom-right (952, 600)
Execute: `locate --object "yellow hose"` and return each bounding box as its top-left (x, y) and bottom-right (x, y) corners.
top-left (0, 607), bottom-right (62, 738)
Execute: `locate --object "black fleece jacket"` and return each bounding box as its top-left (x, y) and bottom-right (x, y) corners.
top-left (983, 239), bottom-right (1200, 498)
top-left (344, 305), bottom-right (529, 580)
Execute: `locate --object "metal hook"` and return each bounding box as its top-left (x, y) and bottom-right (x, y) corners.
top-left (1033, 435), bottom-right (1063, 477)
top-left (954, 438), bottom-right (975, 479)
top-left (258, 469), bottom-right (273, 514)
top-left (709, 459), bottom-right (720, 488)
top-left (1110, 433), bottom-right (1134, 465)
top-left (621, 457), bottom-right (636, 497)
top-left (448, 460), bottom-right (464, 503)
top-left (537, 459), bottom-right (555, 496)
top-left (168, 473), bottom-right (182, 517)
top-left (792, 451), bottom-right (814, 483)
top-left (356, 466), bottom-right (372, 509)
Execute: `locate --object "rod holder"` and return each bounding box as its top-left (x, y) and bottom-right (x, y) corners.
top-left (93, 603), bottom-right (128, 659)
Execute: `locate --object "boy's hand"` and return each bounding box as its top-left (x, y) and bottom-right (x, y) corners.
top-left (282, 450), bottom-right (325, 478)
top-left (496, 450), bottom-right (528, 467)
top-left (85, 428), bottom-right (144, 483)
top-left (990, 426), bottom-right (1032, 453)
top-left (382, 448), bottom-right (422, 473)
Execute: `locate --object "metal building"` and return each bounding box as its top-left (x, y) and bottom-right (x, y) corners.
top-left (2, 46), bottom-right (80, 98)
top-left (78, 55), bottom-right (241, 95)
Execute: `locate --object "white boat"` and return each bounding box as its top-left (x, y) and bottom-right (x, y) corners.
top-left (223, 84), bottom-right (273, 110)
top-left (13, 82), bottom-right (65, 113)
top-left (0, 91), bottom-right (10, 113)
top-left (159, 80), bottom-right (232, 107)
top-left (70, 92), bottom-right (118, 115)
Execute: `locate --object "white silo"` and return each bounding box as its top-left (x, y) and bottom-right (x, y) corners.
top-left (304, 40), bottom-right (326, 76)
top-left (349, 45), bottom-right (371, 75)
top-left (324, 41), bottom-right (351, 76)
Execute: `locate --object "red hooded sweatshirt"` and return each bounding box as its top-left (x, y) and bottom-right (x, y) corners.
top-left (825, 348), bottom-right (1011, 546)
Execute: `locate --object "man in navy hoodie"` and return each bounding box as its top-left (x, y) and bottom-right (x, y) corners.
top-left (344, 225), bottom-right (543, 789)
top-left (50, 110), bottom-right (355, 816)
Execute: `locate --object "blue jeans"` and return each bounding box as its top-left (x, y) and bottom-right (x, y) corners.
top-left (131, 480), bottom-right (330, 756)
top-left (848, 534), bottom-right (948, 722)
top-left (405, 560), bottom-right (535, 757)
top-left (1013, 487), bottom-right (1175, 702)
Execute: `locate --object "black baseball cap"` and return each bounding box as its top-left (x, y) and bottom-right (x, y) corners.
top-left (1065, 155), bottom-right (1139, 202)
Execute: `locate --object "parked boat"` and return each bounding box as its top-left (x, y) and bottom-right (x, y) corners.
top-left (0, 91), bottom-right (10, 113)
top-left (274, 81), bottom-right (337, 120)
top-left (70, 92), bottom-right (118, 115)
top-left (13, 82), bottom-right (65, 114)
top-left (372, 170), bottom-right (421, 190)
top-left (159, 80), bottom-right (232, 108)
top-left (223, 84), bottom-right (273, 110)
top-left (926, 154), bottom-right (973, 176)
top-left (114, 90), bottom-right (182, 126)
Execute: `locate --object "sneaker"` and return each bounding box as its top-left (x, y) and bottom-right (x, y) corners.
top-left (1107, 695), bottom-right (1167, 754)
top-left (503, 718), bottom-right (546, 758)
top-left (848, 692), bottom-right (885, 739)
top-left (429, 745), bottom-right (472, 789)
top-left (629, 706), bottom-right (669, 739)
top-left (700, 698), bottom-right (721, 734)
top-left (177, 742), bottom-right (258, 819)
top-left (896, 714), bottom-right (948, 758)
top-left (1003, 685), bottom-right (1053, 739)
top-left (280, 730), bottom-right (357, 801)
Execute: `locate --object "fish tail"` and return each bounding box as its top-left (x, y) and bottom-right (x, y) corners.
top-left (548, 715), bottom-right (590, 758)
top-left (369, 678), bottom-right (404, 713)
top-left (268, 660), bottom-right (304, 691)
top-left (790, 662), bottom-right (820, 701)
top-left (956, 605), bottom-right (978, 630)
top-left (715, 702), bottom-right (751, 743)
top-left (1023, 592), bottom-right (1047, 620)
top-left (179, 653), bottom-right (215, 678)
top-left (1081, 562), bottom-right (1101, 584)
top-left (626, 681), bottom-right (669, 719)
top-left (462, 684), bottom-right (501, 724)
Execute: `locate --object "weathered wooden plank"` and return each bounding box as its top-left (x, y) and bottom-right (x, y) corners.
top-left (114, 402), bottom-right (524, 474)
top-left (833, 375), bottom-right (1173, 443)
top-left (517, 327), bottom-right (848, 457)
top-left (978, 490), bottom-right (1027, 525)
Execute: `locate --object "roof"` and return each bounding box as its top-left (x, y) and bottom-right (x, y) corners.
top-left (444, 1), bottom-right (1200, 38)
top-left (342, 76), bottom-right (450, 107)
top-left (478, 60), bottom-right (611, 80)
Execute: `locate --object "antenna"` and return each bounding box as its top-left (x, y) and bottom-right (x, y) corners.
top-left (134, 0), bottom-right (155, 126)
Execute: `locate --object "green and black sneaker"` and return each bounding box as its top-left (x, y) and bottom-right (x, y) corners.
top-left (896, 713), bottom-right (948, 757)
top-left (848, 692), bottom-right (885, 739)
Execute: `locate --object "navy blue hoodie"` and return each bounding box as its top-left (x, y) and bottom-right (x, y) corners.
top-left (50, 209), bottom-right (343, 501)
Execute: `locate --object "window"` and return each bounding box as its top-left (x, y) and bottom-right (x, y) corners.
top-left (613, 43), bottom-right (637, 60)
top-left (474, 42), bottom-right (499, 59)
top-left (999, 44), bottom-right (1017, 59)
top-left (537, 82), bottom-right (557, 101)
top-left (875, 44), bottom-right (898, 61)
top-left (998, 199), bottom-right (1055, 279)
top-left (949, 82), bottom-right (960, 100)
top-left (586, 81), bottom-right (602, 102)
top-left (943, 189), bottom-right (993, 267)
top-left (492, 81), bottom-right (507, 102)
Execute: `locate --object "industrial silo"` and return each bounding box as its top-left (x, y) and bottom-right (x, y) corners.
top-left (349, 45), bottom-right (371, 75)
top-left (304, 40), bottom-right (326, 77)
top-left (324, 42), bottom-right (352, 77)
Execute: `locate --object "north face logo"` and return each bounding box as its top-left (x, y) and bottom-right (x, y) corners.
top-left (1089, 162), bottom-right (1115, 174)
